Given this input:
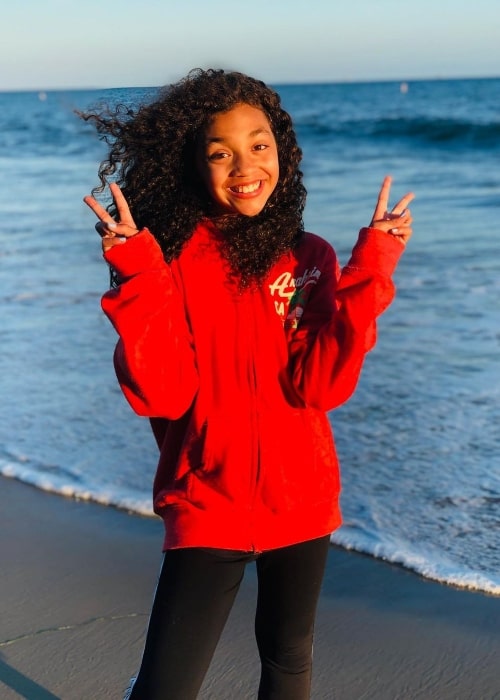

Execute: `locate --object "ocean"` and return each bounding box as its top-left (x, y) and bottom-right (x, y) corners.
top-left (0, 78), bottom-right (499, 595)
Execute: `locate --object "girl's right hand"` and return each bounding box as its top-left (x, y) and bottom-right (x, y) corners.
top-left (83, 183), bottom-right (139, 252)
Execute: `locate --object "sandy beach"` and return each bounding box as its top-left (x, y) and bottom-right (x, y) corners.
top-left (1, 475), bottom-right (499, 700)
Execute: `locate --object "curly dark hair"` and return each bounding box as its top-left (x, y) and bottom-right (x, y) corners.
top-left (80, 68), bottom-right (307, 285)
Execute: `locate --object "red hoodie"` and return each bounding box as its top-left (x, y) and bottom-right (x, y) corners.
top-left (102, 222), bottom-right (404, 552)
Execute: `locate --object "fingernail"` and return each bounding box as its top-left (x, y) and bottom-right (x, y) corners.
top-left (107, 221), bottom-right (117, 229)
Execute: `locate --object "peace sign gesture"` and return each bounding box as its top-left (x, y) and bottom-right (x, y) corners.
top-left (83, 183), bottom-right (139, 252)
top-left (369, 176), bottom-right (414, 246)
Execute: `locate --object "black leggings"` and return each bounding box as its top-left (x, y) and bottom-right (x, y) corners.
top-left (129, 536), bottom-right (330, 700)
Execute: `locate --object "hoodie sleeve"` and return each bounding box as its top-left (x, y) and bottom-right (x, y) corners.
top-left (288, 227), bottom-right (404, 411)
top-left (100, 230), bottom-right (199, 418)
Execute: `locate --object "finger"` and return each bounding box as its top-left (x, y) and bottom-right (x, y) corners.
top-left (372, 209), bottom-right (412, 231)
top-left (371, 175), bottom-right (392, 222)
top-left (388, 222), bottom-right (412, 234)
top-left (390, 210), bottom-right (413, 225)
top-left (83, 195), bottom-right (115, 223)
top-left (96, 220), bottom-right (139, 241)
top-left (95, 221), bottom-right (111, 237)
top-left (391, 192), bottom-right (415, 215)
top-left (102, 234), bottom-right (126, 252)
top-left (84, 185), bottom-right (137, 228)
top-left (389, 226), bottom-right (413, 245)
top-left (383, 226), bottom-right (412, 245)
top-left (109, 183), bottom-right (136, 227)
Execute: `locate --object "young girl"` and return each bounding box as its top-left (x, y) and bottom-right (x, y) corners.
top-left (83, 68), bottom-right (413, 700)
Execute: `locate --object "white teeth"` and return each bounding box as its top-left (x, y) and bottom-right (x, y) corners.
top-left (231, 182), bottom-right (260, 194)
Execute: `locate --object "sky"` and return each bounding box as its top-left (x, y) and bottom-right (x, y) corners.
top-left (1, 0), bottom-right (499, 91)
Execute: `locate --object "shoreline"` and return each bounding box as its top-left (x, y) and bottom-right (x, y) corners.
top-left (1, 476), bottom-right (499, 699)
top-left (3, 470), bottom-right (498, 598)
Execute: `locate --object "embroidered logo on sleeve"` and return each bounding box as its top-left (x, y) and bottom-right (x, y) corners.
top-left (268, 268), bottom-right (321, 328)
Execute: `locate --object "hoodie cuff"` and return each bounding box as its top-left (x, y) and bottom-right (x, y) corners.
top-left (103, 229), bottom-right (166, 278)
top-left (345, 227), bottom-right (405, 278)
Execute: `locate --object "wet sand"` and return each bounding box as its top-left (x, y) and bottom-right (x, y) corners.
top-left (1, 476), bottom-right (499, 699)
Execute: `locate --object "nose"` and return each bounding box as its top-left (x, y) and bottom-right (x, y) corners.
top-left (231, 150), bottom-right (252, 176)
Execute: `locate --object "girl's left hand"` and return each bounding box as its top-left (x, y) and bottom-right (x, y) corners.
top-left (369, 176), bottom-right (414, 246)
top-left (83, 183), bottom-right (139, 252)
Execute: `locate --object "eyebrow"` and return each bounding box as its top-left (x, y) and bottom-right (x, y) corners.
top-left (205, 127), bottom-right (272, 145)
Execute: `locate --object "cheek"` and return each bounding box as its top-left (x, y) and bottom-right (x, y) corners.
top-left (270, 159), bottom-right (280, 191)
top-left (268, 149), bottom-right (280, 182)
top-left (204, 168), bottom-right (225, 199)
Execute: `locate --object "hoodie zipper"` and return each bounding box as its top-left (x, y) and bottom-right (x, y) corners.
top-left (247, 292), bottom-right (261, 554)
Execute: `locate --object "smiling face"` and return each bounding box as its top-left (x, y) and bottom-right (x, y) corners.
top-left (197, 103), bottom-right (280, 218)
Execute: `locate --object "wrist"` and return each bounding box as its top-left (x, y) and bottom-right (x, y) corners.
top-left (103, 228), bottom-right (166, 278)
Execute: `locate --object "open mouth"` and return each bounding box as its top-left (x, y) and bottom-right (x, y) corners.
top-left (229, 181), bottom-right (262, 195)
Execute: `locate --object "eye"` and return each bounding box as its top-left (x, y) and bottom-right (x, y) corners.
top-left (207, 151), bottom-right (230, 162)
top-left (253, 143), bottom-right (269, 151)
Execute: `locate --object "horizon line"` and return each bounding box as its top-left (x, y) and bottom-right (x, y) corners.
top-left (1, 73), bottom-right (499, 95)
